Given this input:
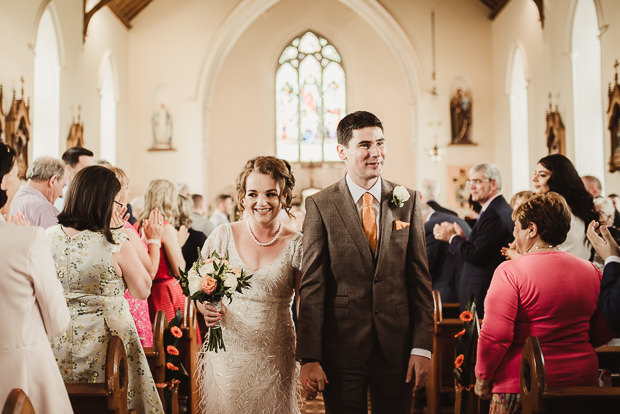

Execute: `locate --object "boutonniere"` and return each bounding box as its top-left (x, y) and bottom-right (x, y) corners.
top-left (391, 185), bottom-right (410, 207)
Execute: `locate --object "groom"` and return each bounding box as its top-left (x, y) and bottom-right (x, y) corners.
top-left (297, 111), bottom-right (433, 413)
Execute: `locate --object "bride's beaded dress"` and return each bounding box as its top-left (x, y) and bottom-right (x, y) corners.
top-left (198, 224), bottom-right (302, 414)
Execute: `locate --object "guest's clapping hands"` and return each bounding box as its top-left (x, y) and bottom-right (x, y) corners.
top-left (196, 301), bottom-right (223, 328)
top-left (111, 202), bottom-right (127, 229)
top-left (143, 208), bottom-right (164, 241)
top-left (433, 221), bottom-right (465, 242)
top-left (300, 362), bottom-right (328, 400)
top-left (177, 225), bottom-right (189, 247)
top-left (501, 241), bottom-right (521, 260)
top-left (587, 220), bottom-right (620, 261)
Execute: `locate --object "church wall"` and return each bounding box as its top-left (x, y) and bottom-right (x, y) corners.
top-left (492, 0), bottom-right (620, 196)
top-left (0, 0), bottom-right (130, 166)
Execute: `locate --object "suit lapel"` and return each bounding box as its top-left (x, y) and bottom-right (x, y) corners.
top-left (375, 179), bottom-right (394, 270)
top-left (331, 178), bottom-right (375, 264)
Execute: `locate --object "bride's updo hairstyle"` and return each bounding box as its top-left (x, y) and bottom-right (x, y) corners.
top-left (236, 156), bottom-right (295, 218)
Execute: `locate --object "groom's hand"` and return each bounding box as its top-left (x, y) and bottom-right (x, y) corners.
top-left (406, 354), bottom-right (430, 392)
top-left (300, 362), bottom-right (328, 399)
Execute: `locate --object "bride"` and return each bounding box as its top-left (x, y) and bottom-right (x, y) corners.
top-left (197, 156), bottom-right (302, 414)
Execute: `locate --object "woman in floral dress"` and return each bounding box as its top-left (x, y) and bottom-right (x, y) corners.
top-left (47, 166), bottom-right (163, 413)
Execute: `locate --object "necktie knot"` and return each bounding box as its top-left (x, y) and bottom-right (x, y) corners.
top-left (363, 192), bottom-right (374, 207)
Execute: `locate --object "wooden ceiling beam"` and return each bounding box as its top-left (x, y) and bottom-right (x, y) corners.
top-left (83, 0), bottom-right (113, 42)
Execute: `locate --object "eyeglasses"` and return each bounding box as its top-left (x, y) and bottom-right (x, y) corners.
top-left (114, 200), bottom-right (122, 207)
top-left (466, 179), bottom-right (491, 185)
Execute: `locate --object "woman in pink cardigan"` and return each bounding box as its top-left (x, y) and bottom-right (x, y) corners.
top-left (474, 192), bottom-right (612, 413)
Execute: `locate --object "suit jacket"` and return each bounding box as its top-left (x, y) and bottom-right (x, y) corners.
top-left (449, 194), bottom-right (513, 315)
top-left (424, 211), bottom-right (471, 303)
top-left (0, 222), bottom-right (72, 413)
top-left (427, 200), bottom-right (458, 216)
top-left (297, 177), bottom-right (433, 368)
top-left (601, 261), bottom-right (620, 334)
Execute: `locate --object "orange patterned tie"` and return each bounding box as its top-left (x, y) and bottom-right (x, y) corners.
top-left (362, 192), bottom-right (377, 254)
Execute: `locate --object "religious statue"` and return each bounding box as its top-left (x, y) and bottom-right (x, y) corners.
top-left (450, 88), bottom-right (474, 144)
top-left (150, 103), bottom-right (173, 150)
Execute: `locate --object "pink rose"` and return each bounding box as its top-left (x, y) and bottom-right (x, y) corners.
top-left (201, 276), bottom-right (218, 294)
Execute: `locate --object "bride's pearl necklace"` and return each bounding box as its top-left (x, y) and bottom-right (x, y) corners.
top-left (247, 220), bottom-right (282, 247)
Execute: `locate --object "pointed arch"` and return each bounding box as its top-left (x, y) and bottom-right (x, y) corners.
top-left (507, 43), bottom-right (530, 193)
top-left (98, 51), bottom-right (118, 164)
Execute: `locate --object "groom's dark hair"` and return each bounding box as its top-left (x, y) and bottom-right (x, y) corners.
top-left (337, 111), bottom-right (383, 147)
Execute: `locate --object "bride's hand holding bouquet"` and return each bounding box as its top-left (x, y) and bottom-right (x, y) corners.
top-left (174, 250), bottom-right (252, 352)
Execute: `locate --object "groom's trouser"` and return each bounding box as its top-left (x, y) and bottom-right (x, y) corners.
top-left (322, 334), bottom-right (413, 414)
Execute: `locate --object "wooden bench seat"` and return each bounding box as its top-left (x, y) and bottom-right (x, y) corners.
top-left (65, 335), bottom-right (133, 414)
top-left (521, 335), bottom-right (620, 413)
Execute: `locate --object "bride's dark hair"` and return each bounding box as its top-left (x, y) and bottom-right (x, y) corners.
top-left (235, 156), bottom-right (296, 218)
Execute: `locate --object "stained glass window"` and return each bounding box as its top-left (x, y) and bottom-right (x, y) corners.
top-left (276, 31), bottom-right (346, 162)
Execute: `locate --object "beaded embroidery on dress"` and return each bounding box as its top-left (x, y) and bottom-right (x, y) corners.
top-left (198, 224), bottom-right (302, 414)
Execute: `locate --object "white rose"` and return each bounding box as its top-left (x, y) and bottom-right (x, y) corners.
top-left (188, 272), bottom-right (202, 295)
top-left (199, 261), bottom-right (215, 277)
top-left (223, 273), bottom-right (238, 290)
top-left (393, 186), bottom-right (410, 203)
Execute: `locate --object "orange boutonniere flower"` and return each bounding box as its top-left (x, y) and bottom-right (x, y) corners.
top-left (167, 345), bottom-right (179, 356)
top-left (455, 354), bottom-right (464, 368)
top-left (454, 329), bottom-right (466, 338)
top-left (166, 362), bottom-right (179, 371)
top-left (170, 326), bottom-right (183, 338)
top-left (459, 311), bottom-right (474, 322)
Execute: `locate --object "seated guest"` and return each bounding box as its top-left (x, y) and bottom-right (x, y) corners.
top-left (47, 166), bottom-right (163, 413)
top-left (434, 163), bottom-right (513, 317)
top-left (191, 193), bottom-right (215, 237)
top-left (11, 157), bottom-right (67, 228)
top-left (534, 155), bottom-right (597, 260)
top-left (109, 166), bottom-right (163, 347)
top-left (0, 142), bottom-right (72, 413)
top-left (587, 221), bottom-right (620, 334)
top-left (138, 179), bottom-right (186, 323)
top-left (420, 177), bottom-right (458, 216)
top-left (209, 193), bottom-right (234, 228)
top-left (55, 146), bottom-right (94, 211)
top-left (422, 202), bottom-right (471, 302)
top-left (178, 194), bottom-right (206, 271)
top-left (475, 192), bottom-right (613, 413)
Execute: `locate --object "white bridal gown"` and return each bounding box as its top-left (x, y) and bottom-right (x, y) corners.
top-left (198, 224), bottom-right (302, 414)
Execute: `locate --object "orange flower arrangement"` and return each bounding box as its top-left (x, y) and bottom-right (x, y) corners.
top-left (170, 326), bottom-right (183, 338)
top-left (168, 378), bottom-right (180, 390)
top-left (454, 329), bottom-right (466, 338)
top-left (167, 345), bottom-right (179, 356)
top-left (459, 311), bottom-right (474, 322)
top-left (166, 362), bottom-right (179, 371)
top-left (454, 354), bottom-right (464, 368)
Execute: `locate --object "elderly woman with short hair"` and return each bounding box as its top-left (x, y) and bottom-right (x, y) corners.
top-left (474, 192), bottom-right (612, 413)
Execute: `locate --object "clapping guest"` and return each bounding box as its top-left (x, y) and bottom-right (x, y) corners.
top-left (178, 193), bottom-right (207, 271)
top-left (46, 166), bottom-right (163, 413)
top-left (138, 179), bottom-right (187, 323)
top-left (109, 166), bottom-right (163, 347)
top-left (475, 192), bottom-right (612, 413)
top-left (0, 142), bottom-right (72, 413)
top-left (533, 154), bottom-right (597, 259)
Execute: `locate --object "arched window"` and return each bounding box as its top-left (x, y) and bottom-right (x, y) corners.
top-left (32, 7), bottom-right (60, 159)
top-left (275, 31), bottom-right (345, 162)
top-left (99, 55), bottom-right (117, 164)
top-left (509, 46), bottom-right (530, 193)
top-left (572, 0), bottom-right (604, 184)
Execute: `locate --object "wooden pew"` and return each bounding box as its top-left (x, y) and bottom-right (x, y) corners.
top-left (596, 344), bottom-right (620, 386)
top-left (2, 389), bottom-right (34, 414)
top-left (178, 298), bottom-right (200, 414)
top-left (424, 290), bottom-right (464, 414)
top-left (520, 335), bottom-right (620, 413)
top-left (65, 335), bottom-right (132, 414)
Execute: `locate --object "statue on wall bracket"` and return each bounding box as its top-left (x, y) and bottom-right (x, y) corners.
top-left (449, 77), bottom-right (476, 145)
top-left (4, 78), bottom-right (31, 179)
top-left (149, 103), bottom-right (175, 151)
top-left (608, 60), bottom-right (620, 172)
top-left (545, 93), bottom-right (565, 155)
top-left (66, 105), bottom-right (84, 149)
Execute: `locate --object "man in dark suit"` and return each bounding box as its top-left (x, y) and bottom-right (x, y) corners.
top-left (434, 163), bottom-right (513, 317)
top-left (422, 203), bottom-right (471, 303)
top-left (297, 111), bottom-right (433, 413)
top-left (420, 177), bottom-right (458, 216)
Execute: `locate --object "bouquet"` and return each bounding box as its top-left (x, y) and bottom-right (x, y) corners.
top-left (175, 249), bottom-right (252, 352)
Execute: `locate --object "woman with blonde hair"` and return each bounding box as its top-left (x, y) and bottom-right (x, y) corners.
top-left (137, 179), bottom-right (188, 322)
top-left (109, 166), bottom-right (163, 347)
top-left (197, 156), bottom-right (302, 414)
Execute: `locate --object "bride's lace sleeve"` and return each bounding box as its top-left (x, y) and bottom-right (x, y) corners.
top-left (200, 224), bottom-right (229, 258)
top-left (292, 233), bottom-right (303, 272)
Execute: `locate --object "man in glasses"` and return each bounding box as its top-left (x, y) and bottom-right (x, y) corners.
top-left (433, 163), bottom-right (513, 317)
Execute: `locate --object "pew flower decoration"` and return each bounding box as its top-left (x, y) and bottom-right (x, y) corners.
top-left (453, 295), bottom-right (479, 394)
top-left (175, 249), bottom-right (252, 352)
top-left (162, 309), bottom-right (188, 407)
top-left (391, 185), bottom-right (410, 207)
